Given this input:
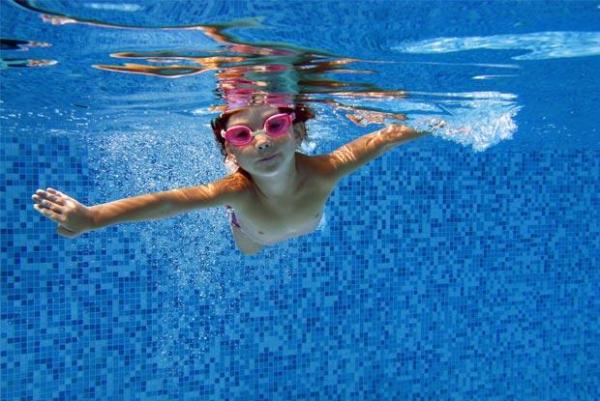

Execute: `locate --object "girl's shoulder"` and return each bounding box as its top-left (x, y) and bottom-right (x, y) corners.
top-left (296, 153), bottom-right (339, 192)
top-left (215, 171), bottom-right (255, 209)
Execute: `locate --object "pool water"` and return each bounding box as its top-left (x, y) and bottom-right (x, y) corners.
top-left (1, 1), bottom-right (599, 400)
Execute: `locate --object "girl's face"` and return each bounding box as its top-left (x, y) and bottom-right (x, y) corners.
top-left (223, 105), bottom-right (304, 176)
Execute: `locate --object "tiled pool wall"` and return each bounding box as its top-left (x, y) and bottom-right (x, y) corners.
top-left (2, 132), bottom-right (598, 400)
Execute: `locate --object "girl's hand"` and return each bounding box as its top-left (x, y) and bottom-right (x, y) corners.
top-left (31, 188), bottom-right (95, 238)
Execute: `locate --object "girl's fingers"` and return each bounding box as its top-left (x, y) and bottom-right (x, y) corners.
top-left (31, 194), bottom-right (56, 206)
top-left (34, 189), bottom-right (53, 200)
top-left (33, 194), bottom-right (65, 207)
top-left (35, 199), bottom-right (63, 214)
top-left (47, 187), bottom-right (71, 200)
top-left (33, 189), bottom-right (66, 206)
top-left (33, 203), bottom-right (49, 216)
top-left (33, 204), bottom-right (63, 223)
top-left (45, 193), bottom-right (65, 205)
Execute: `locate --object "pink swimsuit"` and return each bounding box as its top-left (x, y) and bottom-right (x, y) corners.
top-left (225, 204), bottom-right (270, 244)
top-left (225, 205), bottom-right (241, 229)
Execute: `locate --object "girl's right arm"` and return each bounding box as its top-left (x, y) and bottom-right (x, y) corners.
top-left (320, 124), bottom-right (430, 184)
top-left (32, 175), bottom-right (249, 238)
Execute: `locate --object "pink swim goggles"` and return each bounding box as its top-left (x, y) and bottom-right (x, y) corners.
top-left (221, 112), bottom-right (296, 147)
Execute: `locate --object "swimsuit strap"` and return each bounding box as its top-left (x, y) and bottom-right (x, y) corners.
top-left (225, 205), bottom-right (241, 228)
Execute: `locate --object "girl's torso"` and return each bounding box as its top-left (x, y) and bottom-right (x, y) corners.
top-left (228, 153), bottom-right (335, 248)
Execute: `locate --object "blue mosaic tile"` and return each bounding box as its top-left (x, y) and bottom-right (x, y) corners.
top-left (2, 124), bottom-right (598, 400)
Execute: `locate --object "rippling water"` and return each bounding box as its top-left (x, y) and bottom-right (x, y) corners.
top-left (2, 0), bottom-right (599, 152)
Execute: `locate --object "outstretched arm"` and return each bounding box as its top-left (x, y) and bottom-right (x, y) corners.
top-left (323, 124), bottom-right (430, 183)
top-left (32, 175), bottom-right (248, 238)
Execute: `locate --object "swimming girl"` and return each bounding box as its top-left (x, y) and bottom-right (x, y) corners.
top-left (31, 101), bottom-right (437, 255)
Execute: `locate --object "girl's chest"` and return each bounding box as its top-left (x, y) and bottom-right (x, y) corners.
top-left (236, 185), bottom-right (330, 243)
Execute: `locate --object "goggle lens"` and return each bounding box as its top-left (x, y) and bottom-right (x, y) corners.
top-left (226, 127), bottom-right (252, 146)
top-left (265, 114), bottom-right (291, 136)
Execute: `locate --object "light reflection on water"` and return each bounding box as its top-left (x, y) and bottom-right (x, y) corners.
top-left (4, 0), bottom-right (527, 152)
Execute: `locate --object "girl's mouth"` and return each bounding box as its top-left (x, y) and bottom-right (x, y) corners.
top-left (259, 153), bottom-right (279, 162)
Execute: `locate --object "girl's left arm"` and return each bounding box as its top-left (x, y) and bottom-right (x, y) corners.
top-left (322, 124), bottom-right (429, 184)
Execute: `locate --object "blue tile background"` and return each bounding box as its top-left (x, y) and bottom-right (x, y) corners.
top-left (2, 130), bottom-right (598, 400)
top-left (2, 0), bottom-right (600, 399)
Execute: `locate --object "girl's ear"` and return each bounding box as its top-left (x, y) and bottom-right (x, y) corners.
top-left (225, 146), bottom-right (237, 162)
top-left (223, 142), bottom-right (237, 161)
top-left (224, 152), bottom-right (239, 173)
top-left (293, 123), bottom-right (306, 146)
top-left (224, 141), bottom-right (235, 156)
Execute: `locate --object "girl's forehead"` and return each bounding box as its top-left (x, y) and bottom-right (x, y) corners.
top-left (227, 105), bottom-right (279, 126)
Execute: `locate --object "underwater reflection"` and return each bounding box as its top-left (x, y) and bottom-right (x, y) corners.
top-left (11, 0), bottom-right (521, 149)
top-left (11, 0), bottom-right (410, 125)
top-left (0, 38), bottom-right (56, 69)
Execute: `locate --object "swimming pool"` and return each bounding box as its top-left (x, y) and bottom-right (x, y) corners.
top-left (1, 0), bottom-right (599, 400)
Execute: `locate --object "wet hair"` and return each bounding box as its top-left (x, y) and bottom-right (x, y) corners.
top-left (210, 104), bottom-right (315, 160)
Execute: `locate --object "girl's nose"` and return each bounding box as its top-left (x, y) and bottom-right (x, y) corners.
top-left (254, 132), bottom-right (273, 150)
